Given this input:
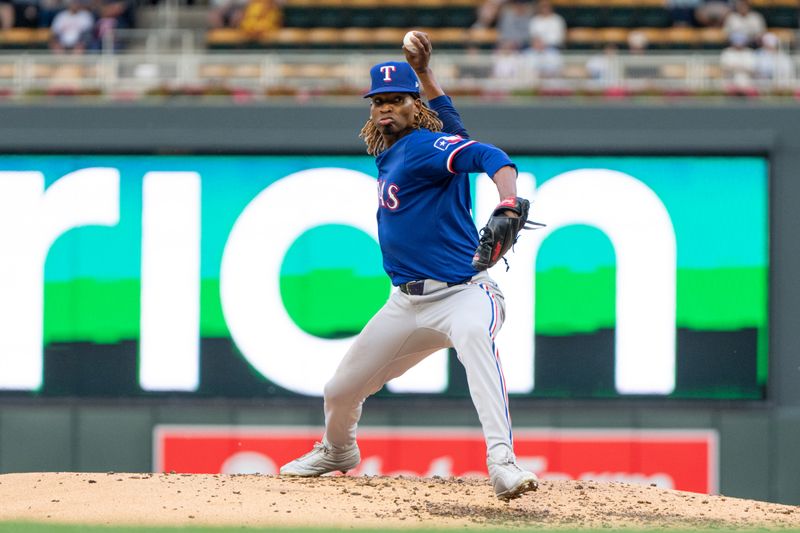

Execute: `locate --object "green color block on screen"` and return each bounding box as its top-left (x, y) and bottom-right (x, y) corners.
top-left (277, 223), bottom-right (388, 338)
top-left (200, 279), bottom-right (229, 338)
top-left (42, 267), bottom-right (767, 346)
top-left (535, 267), bottom-right (617, 335)
top-left (280, 271), bottom-right (390, 338)
top-left (44, 280), bottom-right (140, 344)
top-left (677, 268), bottom-right (767, 330)
top-left (535, 267), bottom-right (766, 335)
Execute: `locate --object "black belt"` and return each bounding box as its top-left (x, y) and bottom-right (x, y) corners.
top-left (398, 278), bottom-right (469, 296)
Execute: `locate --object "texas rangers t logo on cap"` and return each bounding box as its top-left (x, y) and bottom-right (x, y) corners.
top-left (364, 61), bottom-right (421, 98)
top-left (380, 65), bottom-right (397, 81)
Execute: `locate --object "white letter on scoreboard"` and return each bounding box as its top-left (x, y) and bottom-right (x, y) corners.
top-left (219, 168), bottom-right (450, 396)
top-left (139, 172), bottom-right (201, 391)
top-left (0, 168), bottom-right (119, 390)
top-left (476, 169), bottom-right (677, 395)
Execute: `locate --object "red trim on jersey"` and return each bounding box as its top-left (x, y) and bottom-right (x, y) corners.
top-left (446, 140), bottom-right (477, 174)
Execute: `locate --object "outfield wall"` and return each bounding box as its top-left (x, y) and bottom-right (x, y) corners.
top-left (0, 102), bottom-right (797, 504)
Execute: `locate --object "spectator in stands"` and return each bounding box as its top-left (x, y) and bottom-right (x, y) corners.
top-left (491, 39), bottom-right (524, 83)
top-left (625, 30), bottom-right (661, 79)
top-left (523, 35), bottom-right (563, 78)
top-left (529, 0), bottom-right (565, 49)
top-left (668, 0), bottom-right (702, 27)
top-left (92, 0), bottom-right (136, 51)
top-left (720, 31), bottom-right (756, 88)
top-left (627, 29), bottom-right (650, 54)
top-left (473, 0), bottom-right (504, 29)
top-left (496, 0), bottom-right (533, 50)
top-left (239, 0), bottom-right (281, 39)
top-left (12, 0), bottom-right (41, 28)
top-left (0, 0), bottom-right (13, 29)
top-left (457, 43), bottom-right (493, 81)
top-left (38, 0), bottom-right (67, 28)
top-left (723, 0), bottom-right (765, 46)
top-left (49, 0), bottom-right (93, 53)
top-left (586, 44), bottom-right (618, 84)
top-left (208, 0), bottom-right (248, 29)
top-left (695, 0), bottom-right (731, 28)
top-left (755, 31), bottom-right (792, 82)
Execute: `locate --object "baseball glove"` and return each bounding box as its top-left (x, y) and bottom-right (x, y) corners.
top-left (471, 197), bottom-right (545, 271)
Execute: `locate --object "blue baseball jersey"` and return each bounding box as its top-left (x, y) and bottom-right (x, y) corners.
top-left (375, 96), bottom-right (515, 285)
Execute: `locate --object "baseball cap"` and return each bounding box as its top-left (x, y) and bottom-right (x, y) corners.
top-left (364, 61), bottom-right (420, 98)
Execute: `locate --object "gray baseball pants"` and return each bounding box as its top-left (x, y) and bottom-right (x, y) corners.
top-left (322, 271), bottom-right (514, 461)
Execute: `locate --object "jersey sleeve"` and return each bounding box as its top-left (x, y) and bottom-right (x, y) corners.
top-left (404, 132), bottom-right (479, 179)
top-left (405, 132), bottom-right (516, 179)
top-left (450, 141), bottom-right (517, 178)
top-left (429, 95), bottom-right (469, 138)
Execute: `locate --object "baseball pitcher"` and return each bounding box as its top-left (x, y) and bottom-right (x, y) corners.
top-left (280, 31), bottom-right (539, 501)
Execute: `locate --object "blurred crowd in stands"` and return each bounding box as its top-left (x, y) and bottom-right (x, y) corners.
top-left (0, 0), bottom-right (795, 93)
top-left (208, 0), bottom-right (281, 38)
top-left (0, 0), bottom-right (135, 52)
top-left (473, 0), bottom-right (777, 47)
top-left (473, 0), bottom-right (793, 89)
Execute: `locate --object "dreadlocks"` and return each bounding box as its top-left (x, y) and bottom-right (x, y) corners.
top-left (359, 99), bottom-right (444, 156)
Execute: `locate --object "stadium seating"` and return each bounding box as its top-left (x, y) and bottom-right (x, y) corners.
top-left (751, 0), bottom-right (799, 28)
top-left (201, 0), bottom-right (798, 51)
top-left (282, 0), bottom-right (478, 29)
top-left (0, 28), bottom-right (50, 49)
top-left (2, 0), bottom-right (793, 53)
top-left (0, 0), bottom-right (794, 99)
top-left (207, 25), bottom-right (500, 50)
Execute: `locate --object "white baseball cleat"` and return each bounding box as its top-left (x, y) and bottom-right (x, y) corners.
top-left (488, 454), bottom-right (539, 501)
top-left (279, 441), bottom-right (361, 476)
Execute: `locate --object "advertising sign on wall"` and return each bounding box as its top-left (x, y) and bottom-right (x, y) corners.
top-left (0, 155), bottom-right (768, 399)
top-left (154, 426), bottom-right (719, 494)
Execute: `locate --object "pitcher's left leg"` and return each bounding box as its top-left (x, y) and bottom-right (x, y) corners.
top-left (438, 278), bottom-right (538, 500)
top-left (444, 280), bottom-right (513, 459)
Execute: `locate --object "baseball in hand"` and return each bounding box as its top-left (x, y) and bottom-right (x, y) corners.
top-left (403, 31), bottom-right (419, 54)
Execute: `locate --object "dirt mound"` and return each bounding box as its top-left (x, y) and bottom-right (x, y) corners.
top-left (0, 472), bottom-right (797, 529)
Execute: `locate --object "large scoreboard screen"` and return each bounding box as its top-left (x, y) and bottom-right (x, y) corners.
top-left (0, 155), bottom-right (768, 399)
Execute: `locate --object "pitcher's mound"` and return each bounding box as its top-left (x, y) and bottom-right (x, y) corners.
top-left (0, 472), bottom-right (798, 529)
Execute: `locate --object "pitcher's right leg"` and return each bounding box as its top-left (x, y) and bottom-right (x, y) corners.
top-left (321, 293), bottom-right (416, 450)
top-left (281, 292), bottom-right (448, 476)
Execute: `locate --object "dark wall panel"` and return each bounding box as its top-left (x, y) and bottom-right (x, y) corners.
top-left (773, 409), bottom-right (800, 504)
top-left (75, 407), bottom-right (152, 473)
top-left (0, 407), bottom-right (73, 472)
top-left (718, 411), bottom-right (771, 501)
